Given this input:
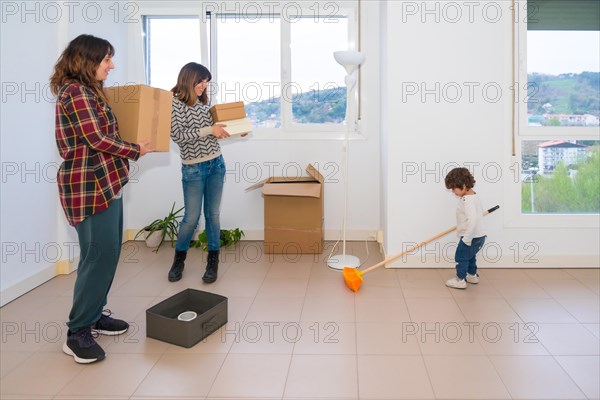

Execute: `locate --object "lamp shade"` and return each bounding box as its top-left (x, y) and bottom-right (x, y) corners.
top-left (333, 50), bottom-right (365, 75)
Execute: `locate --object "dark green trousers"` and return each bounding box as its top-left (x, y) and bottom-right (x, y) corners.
top-left (68, 198), bottom-right (123, 331)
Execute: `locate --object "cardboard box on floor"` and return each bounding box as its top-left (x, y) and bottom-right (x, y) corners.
top-left (209, 101), bottom-right (253, 136)
top-left (104, 84), bottom-right (172, 152)
top-left (246, 164), bottom-right (324, 254)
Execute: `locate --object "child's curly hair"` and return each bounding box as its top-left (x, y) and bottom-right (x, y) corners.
top-left (445, 167), bottom-right (476, 190)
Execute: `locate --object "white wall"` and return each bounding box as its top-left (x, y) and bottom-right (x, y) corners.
top-left (1, 0), bottom-right (598, 305)
top-left (380, 1), bottom-right (599, 268)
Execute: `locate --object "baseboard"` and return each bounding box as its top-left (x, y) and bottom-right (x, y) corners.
top-left (0, 265), bottom-right (56, 307)
top-left (125, 228), bottom-right (379, 242)
top-left (384, 254), bottom-right (600, 269)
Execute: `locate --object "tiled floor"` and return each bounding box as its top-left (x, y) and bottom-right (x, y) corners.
top-left (1, 241), bottom-right (599, 400)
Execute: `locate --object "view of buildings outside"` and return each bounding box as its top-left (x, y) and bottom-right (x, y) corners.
top-left (523, 30), bottom-right (599, 214)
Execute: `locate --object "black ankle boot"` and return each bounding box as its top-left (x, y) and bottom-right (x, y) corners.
top-left (202, 250), bottom-right (219, 283)
top-left (168, 250), bottom-right (187, 282)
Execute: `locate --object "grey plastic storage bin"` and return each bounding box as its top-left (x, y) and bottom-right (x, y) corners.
top-left (146, 288), bottom-right (228, 348)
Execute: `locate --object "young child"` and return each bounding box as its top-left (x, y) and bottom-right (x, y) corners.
top-left (444, 167), bottom-right (487, 289)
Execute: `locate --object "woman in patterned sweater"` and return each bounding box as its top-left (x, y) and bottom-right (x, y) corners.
top-left (50, 34), bottom-right (153, 364)
top-left (168, 62), bottom-right (230, 284)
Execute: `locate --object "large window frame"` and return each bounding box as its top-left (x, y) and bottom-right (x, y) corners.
top-left (132, 2), bottom-right (361, 141)
top-left (505, 0), bottom-right (599, 228)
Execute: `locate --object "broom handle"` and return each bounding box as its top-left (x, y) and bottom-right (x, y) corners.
top-left (360, 205), bottom-right (500, 275)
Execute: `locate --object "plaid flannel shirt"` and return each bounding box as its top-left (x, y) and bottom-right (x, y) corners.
top-left (55, 83), bottom-right (140, 226)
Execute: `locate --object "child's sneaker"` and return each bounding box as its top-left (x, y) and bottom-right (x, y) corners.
top-left (92, 309), bottom-right (129, 336)
top-left (63, 327), bottom-right (105, 364)
top-left (466, 273), bottom-right (479, 284)
top-left (445, 277), bottom-right (467, 289)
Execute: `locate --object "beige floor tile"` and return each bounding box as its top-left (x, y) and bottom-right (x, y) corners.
top-left (352, 283), bottom-right (404, 299)
top-left (301, 295), bottom-right (355, 322)
top-left (448, 278), bottom-right (504, 299)
top-left (211, 276), bottom-right (264, 298)
top-left (477, 323), bottom-right (550, 356)
top-left (163, 322), bottom-right (236, 354)
top-left (133, 353), bottom-right (226, 397)
top-left (245, 296), bottom-right (304, 322)
top-left (229, 320), bottom-right (296, 354)
top-left (0, 319), bottom-right (57, 352)
top-left (535, 323), bottom-right (600, 355)
top-left (57, 353), bottom-right (160, 397)
top-left (405, 298), bottom-right (466, 323)
top-left (489, 278), bottom-right (551, 298)
top-left (306, 275), bottom-right (358, 298)
top-left (0, 295), bottom-right (56, 321)
top-left (208, 353), bottom-right (291, 398)
top-left (223, 258), bottom-right (272, 279)
top-left (268, 260), bottom-right (312, 279)
top-left (221, 296), bottom-right (254, 322)
top-left (0, 352), bottom-right (84, 397)
top-left (283, 354), bottom-right (358, 399)
top-left (535, 279), bottom-right (599, 300)
top-left (102, 321), bottom-right (171, 354)
top-left (395, 268), bottom-right (444, 280)
top-left (26, 274), bottom-right (76, 297)
top-left (0, 351), bottom-right (32, 379)
top-left (358, 355), bottom-right (435, 399)
top-left (355, 298), bottom-right (411, 323)
top-left (2, 243), bottom-right (599, 400)
top-left (111, 273), bottom-right (173, 297)
top-left (400, 279), bottom-right (453, 298)
top-left (490, 355), bottom-right (587, 399)
top-left (555, 296), bottom-right (600, 323)
top-left (356, 322), bottom-right (421, 355)
top-left (525, 268), bottom-right (576, 281)
top-left (455, 297), bottom-right (524, 323)
top-left (293, 321), bottom-right (356, 355)
top-left (555, 355), bottom-right (600, 400)
top-left (584, 323), bottom-right (600, 338)
top-left (255, 277), bottom-right (309, 298)
top-left (483, 268), bottom-right (531, 280)
top-left (507, 298), bottom-right (579, 323)
top-left (424, 355), bottom-right (510, 399)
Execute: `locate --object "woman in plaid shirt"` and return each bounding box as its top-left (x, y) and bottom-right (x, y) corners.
top-left (50, 34), bottom-right (153, 364)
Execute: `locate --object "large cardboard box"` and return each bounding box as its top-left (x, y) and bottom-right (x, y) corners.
top-left (247, 164), bottom-right (324, 254)
top-left (104, 84), bottom-right (172, 152)
top-left (146, 289), bottom-right (228, 348)
top-left (209, 101), bottom-right (252, 136)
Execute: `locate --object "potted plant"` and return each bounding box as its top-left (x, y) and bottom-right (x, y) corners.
top-left (135, 203), bottom-right (184, 252)
top-left (191, 228), bottom-right (244, 251)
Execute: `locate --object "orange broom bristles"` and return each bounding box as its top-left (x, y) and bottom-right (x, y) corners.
top-left (343, 267), bottom-right (364, 292)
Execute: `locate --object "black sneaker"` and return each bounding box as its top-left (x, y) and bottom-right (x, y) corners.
top-left (62, 327), bottom-right (105, 364)
top-left (92, 309), bottom-right (129, 336)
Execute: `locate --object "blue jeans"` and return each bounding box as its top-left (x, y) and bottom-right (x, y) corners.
top-left (175, 156), bottom-right (225, 252)
top-left (455, 236), bottom-right (486, 280)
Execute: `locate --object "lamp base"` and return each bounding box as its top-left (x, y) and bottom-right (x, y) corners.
top-left (327, 254), bottom-right (361, 270)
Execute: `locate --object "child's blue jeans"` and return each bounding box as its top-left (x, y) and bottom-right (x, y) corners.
top-left (455, 236), bottom-right (486, 280)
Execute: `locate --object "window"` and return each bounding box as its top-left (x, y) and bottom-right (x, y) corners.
top-left (140, 5), bottom-right (357, 135)
top-left (515, 0), bottom-right (599, 219)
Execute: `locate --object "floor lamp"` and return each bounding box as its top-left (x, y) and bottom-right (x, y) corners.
top-left (327, 50), bottom-right (366, 270)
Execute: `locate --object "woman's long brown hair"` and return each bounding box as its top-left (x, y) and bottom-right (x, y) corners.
top-left (50, 34), bottom-right (114, 99)
top-left (171, 62), bottom-right (212, 107)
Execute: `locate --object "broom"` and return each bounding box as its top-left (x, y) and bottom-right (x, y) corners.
top-left (343, 205), bottom-right (499, 292)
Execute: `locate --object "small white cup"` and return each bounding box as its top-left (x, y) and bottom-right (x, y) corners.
top-left (177, 311), bottom-right (197, 322)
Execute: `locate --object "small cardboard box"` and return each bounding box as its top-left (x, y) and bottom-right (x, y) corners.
top-left (146, 289), bottom-right (227, 348)
top-left (247, 164), bottom-right (324, 254)
top-left (209, 102), bottom-right (252, 136)
top-left (104, 84), bottom-right (172, 152)
top-left (209, 101), bottom-right (246, 122)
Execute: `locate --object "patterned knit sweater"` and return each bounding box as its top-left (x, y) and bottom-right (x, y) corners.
top-left (170, 97), bottom-right (221, 164)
